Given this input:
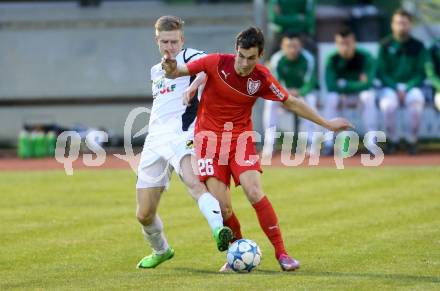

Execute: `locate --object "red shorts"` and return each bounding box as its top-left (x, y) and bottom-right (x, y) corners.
top-left (195, 132), bottom-right (262, 187)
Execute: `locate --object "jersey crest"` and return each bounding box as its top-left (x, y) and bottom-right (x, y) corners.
top-left (247, 78), bottom-right (261, 95)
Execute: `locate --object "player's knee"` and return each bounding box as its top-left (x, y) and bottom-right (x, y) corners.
top-left (219, 202), bottom-right (233, 219)
top-left (184, 177), bottom-right (205, 196)
top-left (136, 209), bottom-right (155, 226)
top-left (243, 184), bottom-right (264, 204)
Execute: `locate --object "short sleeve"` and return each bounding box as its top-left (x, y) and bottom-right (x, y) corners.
top-left (187, 54), bottom-right (220, 76)
top-left (183, 48), bottom-right (206, 63)
top-left (259, 70), bottom-right (289, 102)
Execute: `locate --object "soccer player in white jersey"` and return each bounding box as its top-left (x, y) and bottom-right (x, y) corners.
top-left (136, 15), bottom-right (233, 269)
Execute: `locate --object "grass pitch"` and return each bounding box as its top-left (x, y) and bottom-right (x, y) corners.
top-left (1, 167), bottom-right (439, 290)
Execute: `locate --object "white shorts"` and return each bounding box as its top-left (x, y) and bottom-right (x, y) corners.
top-left (136, 132), bottom-right (194, 189)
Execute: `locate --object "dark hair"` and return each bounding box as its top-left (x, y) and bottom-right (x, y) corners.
top-left (393, 9), bottom-right (413, 22)
top-left (282, 31), bottom-right (301, 41)
top-left (235, 26), bottom-right (265, 55)
top-left (336, 26), bottom-right (355, 38)
top-left (155, 15), bottom-right (184, 32)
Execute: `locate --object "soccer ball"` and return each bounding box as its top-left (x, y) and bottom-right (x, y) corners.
top-left (227, 239), bottom-right (262, 273)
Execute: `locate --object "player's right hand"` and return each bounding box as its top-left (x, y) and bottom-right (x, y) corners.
top-left (162, 50), bottom-right (177, 77)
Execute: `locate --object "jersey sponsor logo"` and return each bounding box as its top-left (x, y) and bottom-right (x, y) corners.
top-left (152, 77), bottom-right (176, 98)
top-left (269, 83), bottom-right (286, 100)
top-left (153, 77), bottom-right (165, 90)
top-left (159, 84), bottom-right (176, 94)
top-left (247, 78), bottom-right (261, 95)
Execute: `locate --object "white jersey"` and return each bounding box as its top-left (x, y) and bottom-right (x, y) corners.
top-left (145, 48), bottom-right (205, 147)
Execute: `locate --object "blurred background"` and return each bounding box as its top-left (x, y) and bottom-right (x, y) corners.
top-left (1, 0), bottom-right (440, 159)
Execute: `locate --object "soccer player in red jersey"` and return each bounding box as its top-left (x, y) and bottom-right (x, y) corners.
top-left (162, 27), bottom-right (352, 271)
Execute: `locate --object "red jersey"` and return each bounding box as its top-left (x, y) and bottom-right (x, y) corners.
top-left (187, 54), bottom-right (289, 137)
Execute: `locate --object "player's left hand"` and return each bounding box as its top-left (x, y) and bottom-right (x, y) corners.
top-left (182, 87), bottom-right (196, 106)
top-left (327, 117), bottom-right (353, 132)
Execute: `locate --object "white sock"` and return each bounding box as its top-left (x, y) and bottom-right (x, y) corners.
top-left (142, 214), bottom-right (169, 254)
top-left (198, 192), bottom-right (223, 232)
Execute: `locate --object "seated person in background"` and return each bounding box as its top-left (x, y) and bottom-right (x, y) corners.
top-left (377, 9), bottom-right (427, 155)
top-left (323, 27), bottom-right (377, 155)
top-left (262, 32), bottom-right (318, 158)
top-left (267, 0), bottom-right (316, 54)
top-left (426, 38), bottom-right (440, 111)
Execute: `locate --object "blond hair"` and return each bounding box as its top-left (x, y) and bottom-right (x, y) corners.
top-left (155, 15), bottom-right (184, 33)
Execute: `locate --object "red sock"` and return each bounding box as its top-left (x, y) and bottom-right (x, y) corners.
top-left (224, 211), bottom-right (243, 241)
top-left (252, 196), bottom-right (287, 259)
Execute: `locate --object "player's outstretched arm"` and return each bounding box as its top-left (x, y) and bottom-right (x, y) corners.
top-left (282, 95), bottom-right (353, 132)
top-left (183, 72), bottom-right (206, 106)
top-left (162, 50), bottom-right (190, 79)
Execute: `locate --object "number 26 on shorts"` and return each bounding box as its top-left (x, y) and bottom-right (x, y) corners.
top-left (198, 158), bottom-right (214, 176)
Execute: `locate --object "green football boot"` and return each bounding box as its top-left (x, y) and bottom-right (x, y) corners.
top-left (136, 247), bottom-right (175, 269)
top-left (213, 226), bottom-right (233, 252)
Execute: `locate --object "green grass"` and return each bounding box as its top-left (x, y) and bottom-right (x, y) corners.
top-left (1, 167), bottom-right (439, 290)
